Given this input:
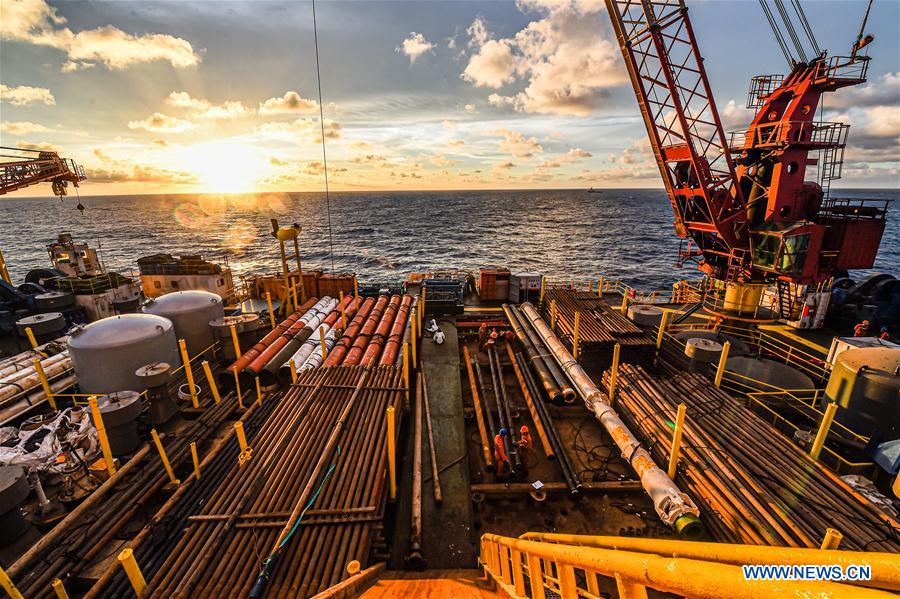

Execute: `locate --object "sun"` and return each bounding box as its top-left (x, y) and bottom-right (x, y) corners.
top-left (180, 142), bottom-right (263, 194)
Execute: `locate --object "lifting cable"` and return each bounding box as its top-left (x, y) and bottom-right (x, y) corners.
top-left (773, 0), bottom-right (807, 63)
top-left (759, 0), bottom-right (793, 65)
top-left (312, 0), bottom-right (336, 278)
top-left (790, 0), bottom-right (820, 57)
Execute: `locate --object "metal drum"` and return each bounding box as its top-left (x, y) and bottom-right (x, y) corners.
top-left (94, 391), bottom-right (144, 455)
top-left (142, 291), bottom-right (224, 358)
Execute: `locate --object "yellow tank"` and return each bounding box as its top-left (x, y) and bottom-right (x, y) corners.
top-left (722, 282), bottom-right (765, 314)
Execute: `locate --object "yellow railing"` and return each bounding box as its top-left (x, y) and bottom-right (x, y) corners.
top-left (480, 533), bottom-right (898, 598)
top-left (544, 276), bottom-right (706, 306)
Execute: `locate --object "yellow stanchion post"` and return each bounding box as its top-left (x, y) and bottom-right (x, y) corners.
top-left (201, 360), bottom-right (221, 404)
top-left (0, 565), bottom-right (24, 599)
top-left (573, 312), bottom-right (581, 361)
top-left (550, 299), bottom-right (558, 331)
top-left (233, 370), bottom-right (244, 410)
top-left (178, 339), bottom-right (199, 409)
top-left (339, 291), bottom-right (347, 329)
top-left (656, 309), bottom-right (669, 349)
top-left (539, 277), bottom-right (546, 306)
top-left (88, 395), bottom-right (117, 477)
top-left (0, 248), bottom-right (11, 285)
top-left (598, 276), bottom-right (605, 297)
top-left (713, 341), bottom-right (731, 388)
top-left (402, 343), bottom-right (410, 400)
top-left (52, 578), bottom-right (69, 599)
top-left (235, 421), bottom-right (249, 452)
top-left (319, 326), bottom-right (328, 361)
top-left (894, 470), bottom-right (900, 499)
top-left (411, 315), bottom-right (418, 368)
top-left (151, 429), bottom-right (179, 485)
top-left (230, 324), bottom-right (242, 359)
top-left (291, 282), bottom-right (299, 314)
top-left (354, 276), bottom-right (359, 303)
top-left (266, 292), bottom-right (276, 329)
top-left (33, 358), bottom-right (57, 410)
top-left (289, 359), bottom-right (298, 384)
top-left (190, 441), bottom-right (201, 479)
top-left (820, 528), bottom-right (842, 550)
top-left (620, 292), bottom-right (629, 315)
top-left (609, 343), bottom-right (621, 402)
top-left (420, 293), bottom-right (426, 330)
top-left (117, 548), bottom-right (146, 595)
top-left (387, 405), bottom-right (396, 501)
top-left (24, 326), bottom-right (40, 351)
top-left (255, 377), bottom-right (263, 407)
top-left (810, 402), bottom-right (838, 461)
top-left (668, 403), bottom-right (687, 479)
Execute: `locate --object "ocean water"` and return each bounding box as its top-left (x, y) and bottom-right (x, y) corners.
top-left (1, 189), bottom-right (897, 291)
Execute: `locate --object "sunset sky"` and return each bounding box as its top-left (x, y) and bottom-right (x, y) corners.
top-left (1, 0), bottom-right (898, 195)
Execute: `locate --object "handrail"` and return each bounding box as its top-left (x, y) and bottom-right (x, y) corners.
top-left (480, 533), bottom-right (896, 598)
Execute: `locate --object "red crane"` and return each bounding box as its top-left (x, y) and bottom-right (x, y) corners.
top-left (605, 0), bottom-right (888, 317)
top-left (0, 147), bottom-right (86, 197)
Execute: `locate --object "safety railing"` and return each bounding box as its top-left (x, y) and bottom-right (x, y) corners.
top-left (728, 120), bottom-right (849, 150)
top-left (480, 532), bottom-right (898, 598)
top-left (543, 276), bottom-right (707, 306)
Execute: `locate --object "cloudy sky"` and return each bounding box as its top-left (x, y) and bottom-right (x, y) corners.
top-left (1, 0), bottom-right (898, 195)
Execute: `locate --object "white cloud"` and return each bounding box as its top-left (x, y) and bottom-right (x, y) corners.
top-left (491, 160), bottom-right (516, 177)
top-left (257, 117), bottom-right (342, 143)
top-left (165, 91), bottom-right (248, 119)
top-left (829, 72), bottom-right (900, 110)
top-left (1, 120), bottom-right (51, 135)
top-left (258, 91), bottom-right (319, 116)
top-left (127, 113), bottom-right (195, 133)
top-left (396, 32), bottom-right (435, 64)
top-left (495, 128), bottom-right (543, 158)
top-left (464, 103), bottom-right (477, 112)
top-left (0, 83), bottom-right (55, 106)
top-left (1, 0), bottom-right (201, 71)
top-left (461, 3), bottom-right (626, 115)
top-left (862, 105), bottom-right (900, 139)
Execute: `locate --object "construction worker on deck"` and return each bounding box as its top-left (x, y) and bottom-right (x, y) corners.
top-left (880, 327), bottom-right (891, 341)
top-left (854, 320), bottom-right (870, 337)
top-left (493, 433), bottom-right (509, 477)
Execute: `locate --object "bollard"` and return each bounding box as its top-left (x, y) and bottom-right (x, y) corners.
top-left (810, 402), bottom-right (838, 461)
top-left (201, 360), bottom-right (221, 404)
top-left (233, 370), bottom-right (244, 410)
top-left (52, 578), bottom-right (69, 599)
top-left (387, 405), bottom-right (396, 501)
top-left (235, 422), bottom-right (249, 453)
top-left (89, 395), bottom-right (117, 477)
top-left (178, 339), bottom-right (199, 409)
top-left (668, 403), bottom-right (687, 479)
top-left (255, 377), bottom-right (263, 407)
top-left (656, 309), bottom-right (670, 349)
top-left (573, 312), bottom-right (581, 361)
top-left (402, 342), bottom-right (410, 400)
top-left (550, 299), bottom-right (558, 330)
top-left (33, 358), bottom-right (57, 410)
top-left (24, 326), bottom-right (40, 351)
top-left (230, 324), bottom-right (242, 359)
top-left (289, 359), bottom-right (298, 384)
top-left (0, 565), bottom-right (24, 599)
top-left (319, 326), bottom-right (328, 361)
top-left (117, 548), bottom-right (147, 595)
top-left (190, 441), bottom-right (201, 479)
top-left (713, 340), bottom-right (731, 388)
top-left (266, 292), bottom-right (276, 329)
top-left (820, 527), bottom-right (842, 550)
top-left (609, 343), bottom-right (621, 402)
top-left (339, 291), bottom-right (347, 329)
top-left (151, 429), bottom-right (180, 485)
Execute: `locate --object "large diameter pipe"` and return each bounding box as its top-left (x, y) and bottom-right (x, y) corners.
top-left (344, 295), bottom-right (392, 366)
top-left (323, 297), bottom-right (376, 366)
top-left (502, 305), bottom-right (567, 402)
top-left (221, 311), bottom-right (303, 386)
top-left (0, 353), bottom-right (72, 403)
top-left (509, 305), bottom-right (575, 402)
top-left (259, 297), bottom-right (338, 383)
top-left (378, 296), bottom-right (412, 367)
top-left (360, 295), bottom-right (404, 366)
top-left (300, 329), bottom-right (339, 370)
top-left (519, 302), bottom-right (701, 535)
top-left (243, 297), bottom-right (321, 378)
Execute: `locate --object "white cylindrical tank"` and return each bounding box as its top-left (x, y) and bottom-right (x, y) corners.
top-left (68, 314), bottom-right (178, 394)
top-left (142, 291), bottom-right (224, 357)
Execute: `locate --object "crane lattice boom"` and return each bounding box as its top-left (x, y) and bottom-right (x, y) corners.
top-left (0, 148), bottom-right (86, 196)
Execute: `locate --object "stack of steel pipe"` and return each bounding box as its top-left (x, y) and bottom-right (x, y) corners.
top-left (7, 385), bottom-right (244, 597)
top-left (542, 288), bottom-right (649, 343)
top-left (502, 304), bottom-right (575, 403)
top-left (322, 297), bottom-right (377, 366)
top-left (278, 295), bottom-right (359, 380)
top-left (344, 295), bottom-right (396, 366)
top-left (299, 328), bottom-right (340, 370)
top-left (141, 366), bottom-right (405, 597)
top-left (377, 295), bottom-right (413, 367)
top-left (241, 297), bottom-right (322, 384)
top-left (485, 345), bottom-right (522, 474)
top-left (0, 350), bottom-right (75, 422)
top-left (609, 364), bottom-right (900, 551)
top-left (518, 302), bottom-right (702, 536)
top-left (84, 393), bottom-right (282, 598)
top-left (255, 296), bottom-right (340, 384)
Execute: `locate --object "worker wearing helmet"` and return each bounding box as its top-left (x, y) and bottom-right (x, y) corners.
top-left (854, 320), bottom-right (870, 337)
top-left (880, 327), bottom-right (891, 341)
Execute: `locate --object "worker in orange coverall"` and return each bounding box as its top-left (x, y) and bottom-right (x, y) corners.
top-left (493, 433), bottom-right (508, 477)
top-left (854, 320), bottom-right (870, 337)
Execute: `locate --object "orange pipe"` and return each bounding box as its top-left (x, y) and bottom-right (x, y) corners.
top-left (242, 297), bottom-right (318, 376)
top-left (378, 295), bottom-right (413, 366)
top-left (322, 297), bottom-right (376, 367)
top-left (351, 295), bottom-right (400, 366)
top-left (324, 294), bottom-right (359, 327)
top-left (361, 295), bottom-right (405, 366)
top-left (221, 311), bottom-right (303, 386)
top-left (340, 295), bottom-right (391, 366)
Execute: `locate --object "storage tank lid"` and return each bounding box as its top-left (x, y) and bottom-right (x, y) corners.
top-left (143, 290), bottom-right (221, 315)
top-left (69, 314), bottom-right (173, 349)
top-left (837, 347), bottom-right (900, 377)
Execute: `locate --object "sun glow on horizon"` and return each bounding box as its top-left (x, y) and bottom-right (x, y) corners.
top-left (178, 143), bottom-right (267, 194)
